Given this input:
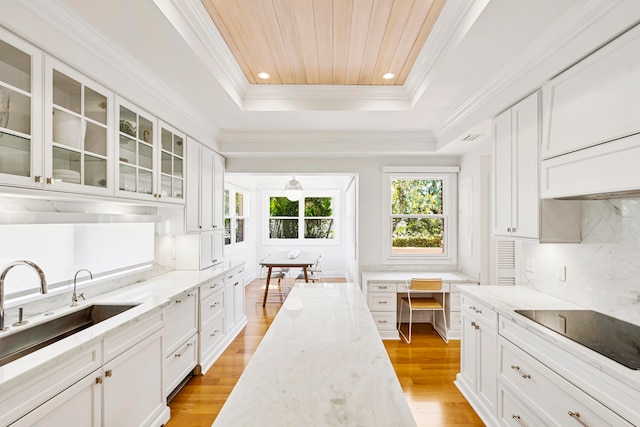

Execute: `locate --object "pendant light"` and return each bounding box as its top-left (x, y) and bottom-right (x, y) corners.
top-left (284, 176), bottom-right (303, 201)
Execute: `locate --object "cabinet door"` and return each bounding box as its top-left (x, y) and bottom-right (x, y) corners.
top-left (10, 372), bottom-right (101, 427)
top-left (185, 138), bottom-right (201, 232)
top-left (232, 273), bottom-right (245, 324)
top-left (476, 318), bottom-right (497, 415)
top-left (200, 146), bottom-right (214, 230)
top-left (212, 152), bottom-right (225, 230)
top-left (493, 109), bottom-right (512, 236)
top-left (164, 290), bottom-right (198, 355)
top-left (511, 93), bottom-right (539, 239)
top-left (0, 28), bottom-right (43, 188)
top-left (116, 97), bottom-right (157, 201)
top-left (45, 56), bottom-right (113, 196)
top-left (158, 121), bottom-right (185, 203)
top-left (103, 329), bottom-right (166, 427)
top-left (200, 231), bottom-right (215, 269)
top-left (459, 313), bottom-right (478, 391)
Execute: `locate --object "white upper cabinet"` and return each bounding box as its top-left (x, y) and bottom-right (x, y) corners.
top-left (0, 28), bottom-right (43, 188)
top-left (45, 57), bottom-right (113, 195)
top-left (185, 141), bottom-right (224, 232)
top-left (542, 23), bottom-right (640, 159)
top-left (158, 121), bottom-right (185, 203)
top-left (492, 92), bottom-right (540, 239)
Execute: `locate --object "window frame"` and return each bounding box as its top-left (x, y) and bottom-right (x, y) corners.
top-left (382, 167), bottom-right (458, 265)
top-left (224, 184), bottom-right (248, 250)
top-left (262, 190), bottom-right (340, 246)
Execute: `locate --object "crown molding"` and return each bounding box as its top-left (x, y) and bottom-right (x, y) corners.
top-left (435, 0), bottom-right (629, 140)
top-left (218, 131), bottom-right (437, 157)
top-left (14, 0), bottom-right (220, 141)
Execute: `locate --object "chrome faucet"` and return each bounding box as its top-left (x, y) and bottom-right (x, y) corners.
top-left (0, 260), bottom-right (48, 331)
top-left (71, 268), bottom-right (92, 307)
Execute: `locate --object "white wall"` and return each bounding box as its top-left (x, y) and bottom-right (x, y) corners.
top-left (520, 198), bottom-right (640, 326)
top-left (458, 139), bottom-right (492, 282)
top-left (225, 155), bottom-right (462, 281)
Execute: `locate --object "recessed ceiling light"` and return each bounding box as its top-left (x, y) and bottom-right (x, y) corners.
top-left (257, 71), bottom-right (270, 80)
top-left (382, 72), bottom-right (395, 80)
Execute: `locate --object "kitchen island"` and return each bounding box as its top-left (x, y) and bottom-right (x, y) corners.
top-left (213, 282), bottom-right (416, 427)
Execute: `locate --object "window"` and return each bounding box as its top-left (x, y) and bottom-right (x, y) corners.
top-left (384, 168), bottom-right (457, 264)
top-left (224, 186), bottom-right (248, 248)
top-left (265, 192), bottom-right (338, 244)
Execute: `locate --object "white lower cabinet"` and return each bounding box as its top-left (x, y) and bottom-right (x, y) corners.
top-left (10, 319), bottom-right (168, 427)
top-left (164, 290), bottom-right (198, 397)
top-left (456, 295), bottom-right (498, 425)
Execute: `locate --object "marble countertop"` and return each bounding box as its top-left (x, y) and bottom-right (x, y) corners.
top-left (361, 270), bottom-right (479, 283)
top-left (0, 261), bottom-right (244, 392)
top-left (457, 285), bottom-right (640, 392)
top-left (213, 282), bottom-right (416, 427)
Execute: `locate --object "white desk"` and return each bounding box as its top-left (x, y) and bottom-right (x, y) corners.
top-left (361, 271), bottom-right (479, 340)
top-left (213, 283), bottom-right (416, 426)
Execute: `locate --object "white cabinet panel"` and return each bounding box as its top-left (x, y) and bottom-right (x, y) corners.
top-left (164, 290), bottom-right (197, 355)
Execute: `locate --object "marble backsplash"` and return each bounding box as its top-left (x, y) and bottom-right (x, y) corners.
top-left (521, 198), bottom-right (640, 325)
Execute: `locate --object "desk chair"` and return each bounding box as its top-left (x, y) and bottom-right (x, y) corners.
top-left (258, 255), bottom-right (290, 303)
top-left (398, 278), bottom-right (447, 344)
top-left (295, 254), bottom-right (323, 283)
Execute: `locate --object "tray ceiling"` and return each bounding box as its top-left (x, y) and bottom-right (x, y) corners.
top-left (200, 0), bottom-right (445, 85)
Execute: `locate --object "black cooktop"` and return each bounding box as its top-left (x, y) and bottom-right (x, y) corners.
top-left (515, 309), bottom-right (640, 370)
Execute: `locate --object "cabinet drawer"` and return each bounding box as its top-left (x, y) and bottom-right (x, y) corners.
top-left (367, 292), bottom-right (396, 312)
top-left (370, 311), bottom-right (396, 331)
top-left (200, 276), bottom-right (225, 300)
top-left (103, 313), bottom-right (163, 362)
top-left (499, 338), bottom-right (633, 427)
top-left (200, 311), bottom-right (225, 356)
top-left (499, 384), bottom-right (547, 427)
top-left (368, 282), bottom-right (396, 292)
top-left (461, 296), bottom-right (496, 328)
top-left (164, 291), bottom-right (197, 355)
top-left (165, 334), bottom-right (197, 395)
top-left (200, 289), bottom-right (225, 324)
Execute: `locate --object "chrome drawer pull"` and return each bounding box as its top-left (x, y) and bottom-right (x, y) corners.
top-left (211, 301), bottom-right (219, 308)
top-left (511, 365), bottom-right (532, 379)
top-left (379, 286), bottom-right (388, 289)
top-left (378, 301), bottom-right (388, 304)
top-left (512, 415), bottom-right (527, 427)
top-left (470, 321), bottom-right (480, 330)
top-left (210, 329), bottom-right (220, 337)
top-left (175, 342), bottom-right (193, 358)
top-left (568, 411), bottom-right (589, 427)
top-left (378, 320), bottom-right (387, 324)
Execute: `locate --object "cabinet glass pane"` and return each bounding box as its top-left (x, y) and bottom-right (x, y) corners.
top-left (161, 151), bottom-right (172, 175)
top-left (139, 142), bottom-right (152, 169)
top-left (174, 136), bottom-right (183, 157)
top-left (119, 163), bottom-right (136, 192)
top-left (173, 178), bottom-right (183, 199)
top-left (174, 156), bottom-right (183, 178)
top-left (119, 106), bottom-right (137, 137)
top-left (161, 128), bottom-right (171, 151)
top-left (84, 154), bottom-right (106, 188)
top-left (138, 169), bottom-right (152, 194)
top-left (84, 87), bottom-right (106, 124)
top-left (119, 135), bottom-right (135, 164)
top-left (0, 133), bottom-right (30, 176)
top-left (52, 146), bottom-right (81, 183)
top-left (85, 121), bottom-right (106, 156)
top-left (161, 174), bottom-right (171, 198)
top-left (0, 39), bottom-right (31, 92)
top-left (139, 116), bottom-right (152, 142)
top-left (52, 108), bottom-right (82, 149)
top-left (52, 70), bottom-right (80, 113)
top-left (1, 87), bottom-right (30, 135)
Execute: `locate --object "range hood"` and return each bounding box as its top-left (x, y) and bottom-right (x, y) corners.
top-left (557, 189), bottom-right (640, 200)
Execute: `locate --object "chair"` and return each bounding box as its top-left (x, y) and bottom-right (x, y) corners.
top-left (257, 255), bottom-right (290, 303)
top-left (295, 254), bottom-right (323, 283)
top-left (397, 278), bottom-right (447, 344)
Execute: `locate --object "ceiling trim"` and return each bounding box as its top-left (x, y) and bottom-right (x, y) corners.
top-left (435, 0), bottom-right (628, 143)
top-left (218, 131), bottom-right (437, 157)
top-left (164, 0), bottom-right (489, 112)
top-left (14, 0), bottom-right (220, 142)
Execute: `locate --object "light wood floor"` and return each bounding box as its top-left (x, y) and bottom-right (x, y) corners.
top-left (166, 279), bottom-right (484, 426)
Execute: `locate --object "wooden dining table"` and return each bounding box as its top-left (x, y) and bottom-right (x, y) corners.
top-left (259, 251), bottom-right (319, 307)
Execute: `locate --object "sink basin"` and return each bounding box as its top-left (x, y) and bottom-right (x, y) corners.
top-left (0, 303), bottom-right (139, 367)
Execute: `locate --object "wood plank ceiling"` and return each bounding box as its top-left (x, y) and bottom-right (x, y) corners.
top-left (200, 0), bottom-right (446, 85)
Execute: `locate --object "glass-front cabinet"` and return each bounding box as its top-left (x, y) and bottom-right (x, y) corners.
top-left (44, 57), bottom-right (112, 195)
top-left (0, 28), bottom-right (43, 188)
top-left (116, 98), bottom-right (186, 203)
